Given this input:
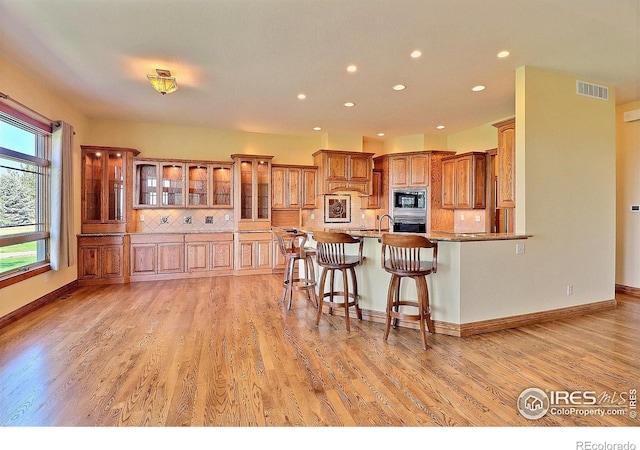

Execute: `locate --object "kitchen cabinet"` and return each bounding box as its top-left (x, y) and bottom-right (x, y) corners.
top-left (234, 232), bottom-right (273, 274)
top-left (272, 165), bottom-right (301, 210)
top-left (77, 235), bottom-right (126, 285)
top-left (130, 234), bottom-right (184, 280)
top-left (361, 170), bottom-right (382, 209)
top-left (388, 152), bottom-right (430, 188)
top-left (493, 118), bottom-right (516, 208)
top-left (134, 159), bottom-right (186, 208)
top-left (272, 165), bottom-right (318, 210)
top-left (232, 154), bottom-right (274, 230)
top-left (80, 146), bottom-right (139, 233)
top-left (442, 152), bottom-right (486, 209)
top-left (312, 150), bottom-right (374, 195)
top-left (185, 233), bottom-right (234, 273)
top-left (185, 162), bottom-right (233, 208)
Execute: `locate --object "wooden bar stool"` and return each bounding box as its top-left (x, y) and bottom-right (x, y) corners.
top-left (379, 233), bottom-right (438, 350)
top-left (276, 230), bottom-right (317, 310)
top-left (313, 231), bottom-right (364, 332)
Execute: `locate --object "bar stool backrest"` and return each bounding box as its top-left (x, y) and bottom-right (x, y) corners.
top-left (276, 231), bottom-right (307, 258)
top-left (313, 231), bottom-right (363, 266)
top-left (380, 233), bottom-right (438, 274)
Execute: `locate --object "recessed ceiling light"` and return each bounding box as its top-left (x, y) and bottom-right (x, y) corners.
top-left (297, 93), bottom-right (306, 100)
top-left (497, 50), bottom-right (510, 58)
top-left (472, 85), bottom-right (486, 92)
top-left (344, 102), bottom-right (355, 107)
top-left (377, 133), bottom-right (385, 137)
top-left (411, 50), bottom-right (422, 58)
top-left (392, 84), bottom-right (406, 91)
top-left (436, 125), bottom-right (446, 130)
top-left (347, 64), bottom-right (358, 73)
top-left (313, 126), bottom-right (322, 131)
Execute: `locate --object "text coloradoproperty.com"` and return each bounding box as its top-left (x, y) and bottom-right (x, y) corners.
top-left (576, 442), bottom-right (636, 450)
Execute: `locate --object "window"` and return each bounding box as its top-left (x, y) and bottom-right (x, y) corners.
top-left (0, 107), bottom-right (51, 280)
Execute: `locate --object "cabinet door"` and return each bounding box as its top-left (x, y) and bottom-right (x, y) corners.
top-left (131, 244), bottom-right (156, 274)
top-left (271, 167), bottom-right (287, 209)
top-left (101, 245), bottom-right (124, 278)
top-left (409, 154), bottom-right (429, 187)
top-left (187, 165), bottom-right (209, 207)
top-left (78, 246), bottom-right (100, 279)
top-left (442, 159), bottom-right (456, 209)
top-left (349, 154), bottom-right (371, 182)
top-left (390, 156), bottom-right (409, 187)
top-left (361, 170), bottom-right (381, 209)
top-left (473, 155), bottom-right (486, 209)
top-left (158, 243), bottom-right (184, 273)
top-left (287, 168), bottom-right (301, 208)
top-left (326, 154), bottom-right (348, 180)
top-left (186, 242), bottom-right (209, 272)
top-left (211, 165), bottom-right (232, 208)
top-left (238, 241), bottom-right (254, 270)
top-left (497, 124), bottom-right (516, 208)
top-left (255, 240), bottom-right (272, 270)
top-left (161, 163), bottom-right (185, 207)
top-left (455, 156), bottom-right (472, 209)
top-left (302, 168), bottom-right (317, 209)
top-left (134, 162), bottom-right (159, 207)
top-left (212, 241), bottom-right (233, 270)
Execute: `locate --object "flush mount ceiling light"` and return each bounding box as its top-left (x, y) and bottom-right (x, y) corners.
top-left (147, 69), bottom-right (178, 95)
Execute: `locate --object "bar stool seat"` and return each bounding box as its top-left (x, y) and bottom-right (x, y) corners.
top-left (276, 230), bottom-right (317, 310)
top-left (313, 231), bottom-right (364, 332)
top-left (379, 233), bottom-right (438, 350)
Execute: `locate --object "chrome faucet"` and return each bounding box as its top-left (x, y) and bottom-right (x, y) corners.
top-left (378, 213), bottom-right (394, 234)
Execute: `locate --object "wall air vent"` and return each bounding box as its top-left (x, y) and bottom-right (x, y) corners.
top-left (576, 80), bottom-right (609, 100)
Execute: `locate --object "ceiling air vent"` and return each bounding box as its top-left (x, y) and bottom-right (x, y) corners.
top-left (576, 80), bottom-right (608, 100)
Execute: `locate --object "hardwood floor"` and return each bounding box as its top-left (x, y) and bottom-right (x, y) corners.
top-left (0, 275), bottom-right (638, 426)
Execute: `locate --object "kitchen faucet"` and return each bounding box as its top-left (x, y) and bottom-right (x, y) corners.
top-left (378, 213), bottom-right (394, 234)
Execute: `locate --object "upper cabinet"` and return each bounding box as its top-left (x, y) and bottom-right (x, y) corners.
top-left (81, 145), bottom-right (139, 233)
top-left (361, 169), bottom-right (382, 209)
top-left (133, 159), bottom-right (185, 208)
top-left (232, 154), bottom-right (274, 230)
top-left (441, 152), bottom-right (486, 209)
top-left (388, 152), bottom-right (430, 188)
top-left (272, 164), bottom-right (317, 210)
top-left (134, 159), bottom-right (232, 209)
top-left (492, 118), bottom-right (516, 208)
top-left (312, 150), bottom-right (374, 195)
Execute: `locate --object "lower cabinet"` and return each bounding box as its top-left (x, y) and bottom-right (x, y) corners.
top-left (234, 232), bottom-right (273, 274)
top-left (78, 235), bottom-right (126, 285)
top-left (130, 233), bottom-right (234, 281)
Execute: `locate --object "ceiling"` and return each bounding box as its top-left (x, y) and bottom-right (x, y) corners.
top-left (1, 0), bottom-right (638, 139)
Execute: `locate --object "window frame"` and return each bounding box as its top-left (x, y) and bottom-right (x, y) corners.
top-left (0, 103), bottom-right (53, 288)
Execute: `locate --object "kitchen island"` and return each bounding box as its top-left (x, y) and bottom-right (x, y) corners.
top-left (297, 228), bottom-right (611, 336)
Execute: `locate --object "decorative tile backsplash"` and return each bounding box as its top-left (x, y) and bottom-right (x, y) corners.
top-left (135, 209), bottom-right (233, 233)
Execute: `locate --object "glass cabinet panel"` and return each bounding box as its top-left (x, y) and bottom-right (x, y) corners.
top-left (257, 161), bottom-right (269, 219)
top-left (161, 164), bottom-right (184, 206)
top-left (135, 163), bottom-right (159, 206)
top-left (83, 151), bottom-right (103, 222)
top-left (212, 165), bottom-right (232, 207)
top-left (187, 165), bottom-right (209, 207)
top-left (240, 160), bottom-right (253, 220)
top-left (107, 152), bottom-right (124, 221)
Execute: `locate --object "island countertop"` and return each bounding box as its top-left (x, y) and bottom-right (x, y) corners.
top-left (288, 227), bottom-right (532, 242)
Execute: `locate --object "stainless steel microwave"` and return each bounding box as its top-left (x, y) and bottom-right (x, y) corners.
top-left (392, 189), bottom-right (426, 210)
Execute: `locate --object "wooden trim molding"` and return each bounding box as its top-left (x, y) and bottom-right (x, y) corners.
top-left (352, 299), bottom-right (617, 337)
top-left (615, 284), bottom-right (640, 298)
top-left (0, 280), bottom-right (77, 330)
top-left (0, 264), bottom-right (51, 289)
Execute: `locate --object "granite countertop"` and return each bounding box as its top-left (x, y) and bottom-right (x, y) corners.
top-left (298, 227), bottom-right (532, 242)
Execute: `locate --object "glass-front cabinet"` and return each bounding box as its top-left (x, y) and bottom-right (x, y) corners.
top-left (81, 145), bottom-right (139, 233)
top-left (134, 160), bottom-right (185, 208)
top-left (210, 163), bottom-right (232, 208)
top-left (232, 154), bottom-right (273, 230)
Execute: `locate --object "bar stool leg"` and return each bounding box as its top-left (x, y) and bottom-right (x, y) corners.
top-left (287, 257), bottom-right (297, 310)
top-left (416, 276), bottom-right (430, 349)
top-left (418, 276), bottom-right (435, 333)
top-left (349, 267), bottom-right (362, 320)
top-left (384, 274), bottom-right (398, 341)
top-left (393, 276), bottom-right (402, 328)
top-left (328, 269), bottom-right (335, 315)
top-left (306, 254), bottom-right (318, 307)
top-left (316, 267), bottom-right (328, 326)
top-left (281, 257), bottom-right (291, 305)
top-left (342, 268), bottom-right (350, 332)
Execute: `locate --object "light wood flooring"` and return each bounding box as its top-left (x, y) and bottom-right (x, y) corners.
top-left (0, 275), bottom-right (638, 426)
